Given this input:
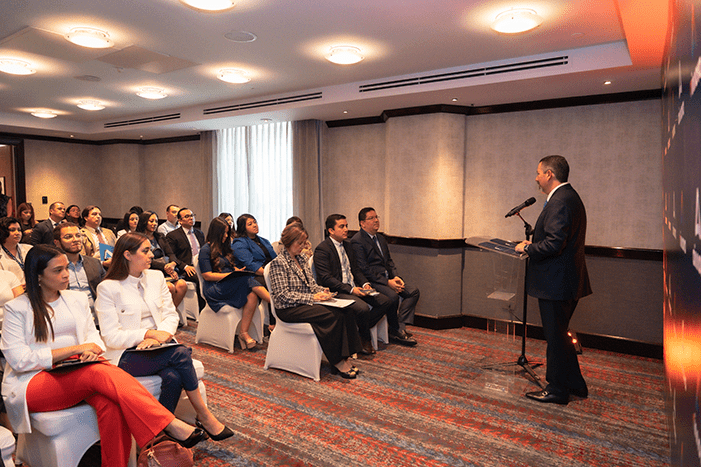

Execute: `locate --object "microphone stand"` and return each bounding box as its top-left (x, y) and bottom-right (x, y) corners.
top-left (514, 213), bottom-right (545, 389)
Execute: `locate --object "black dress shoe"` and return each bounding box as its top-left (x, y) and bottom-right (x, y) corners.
top-left (404, 330), bottom-right (413, 338)
top-left (525, 390), bottom-right (569, 405)
top-left (166, 427), bottom-right (208, 448)
top-left (331, 366), bottom-right (358, 379)
top-left (389, 330), bottom-right (417, 346)
top-left (196, 419), bottom-right (234, 441)
top-left (569, 387), bottom-right (589, 398)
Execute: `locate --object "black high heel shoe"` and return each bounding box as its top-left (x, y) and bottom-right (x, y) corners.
top-left (166, 427), bottom-right (208, 449)
top-left (331, 366), bottom-right (358, 379)
top-left (196, 419), bottom-right (234, 441)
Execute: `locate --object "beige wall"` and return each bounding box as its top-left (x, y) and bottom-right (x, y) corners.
top-left (323, 100), bottom-right (663, 249)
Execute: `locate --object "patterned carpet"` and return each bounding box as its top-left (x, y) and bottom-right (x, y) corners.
top-left (177, 324), bottom-right (670, 467)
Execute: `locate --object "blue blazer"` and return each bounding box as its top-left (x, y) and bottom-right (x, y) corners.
top-left (526, 184), bottom-right (592, 301)
top-left (232, 236), bottom-right (277, 272)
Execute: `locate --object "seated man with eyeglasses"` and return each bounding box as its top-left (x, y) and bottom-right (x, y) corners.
top-left (166, 208), bottom-right (206, 308)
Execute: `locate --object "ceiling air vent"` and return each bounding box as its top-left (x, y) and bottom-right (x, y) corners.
top-left (104, 113), bottom-right (181, 128)
top-left (359, 56), bottom-right (569, 93)
top-left (203, 92), bottom-right (322, 115)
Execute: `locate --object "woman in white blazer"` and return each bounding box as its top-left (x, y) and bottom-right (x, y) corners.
top-left (1, 245), bottom-right (206, 467)
top-left (0, 217), bottom-right (32, 284)
top-left (95, 232), bottom-right (232, 442)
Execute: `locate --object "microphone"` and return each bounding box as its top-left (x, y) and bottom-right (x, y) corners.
top-left (505, 197), bottom-right (536, 218)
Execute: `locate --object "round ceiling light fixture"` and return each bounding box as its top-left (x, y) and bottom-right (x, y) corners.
top-left (180, 0), bottom-right (235, 11)
top-left (77, 100), bottom-right (105, 110)
top-left (65, 27), bottom-right (114, 48)
top-left (137, 87), bottom-right (167, 99)
top-left (325, 46), bottom-right (364, 65)
top-left (491, 8), bottom-right (543, 34)
top-left (218, 68), bottom-right (251, 84)
top-left (0, 59), bottom-right (36, 75)
top-left (31, 110), bottom-right (57, 119)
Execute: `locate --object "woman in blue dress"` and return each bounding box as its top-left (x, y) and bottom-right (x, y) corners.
top-left (198, 217), bottom-right (263, 350)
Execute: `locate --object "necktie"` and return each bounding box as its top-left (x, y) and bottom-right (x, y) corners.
top-left (96, 228), bottom-right (107, 244)
top-left (373, 236), bottom-right (383, 257)
top-left (188, 229), bottom-right (200, 256)
top-left (339, 245), bottom-right (355, 288)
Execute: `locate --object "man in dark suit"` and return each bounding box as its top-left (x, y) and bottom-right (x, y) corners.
top-left (166, 207), bottom-right (205, 307)
top-left (29, 201), bottom-right (65, 245)
top-left (515, 155), bottom-right (592, 405)
top-left (314, 214), bottom-right (397, 354)
top-left (351, 207), bottom-right (418, 346)
top-left (54, 222), bottom-right (105, 320)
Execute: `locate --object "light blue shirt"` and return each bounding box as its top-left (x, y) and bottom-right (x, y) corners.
top-left (67, 255), bottom-right (94, 307)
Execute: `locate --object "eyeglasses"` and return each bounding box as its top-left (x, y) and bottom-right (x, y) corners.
top-left (181, 213), bottom-right (195, 219)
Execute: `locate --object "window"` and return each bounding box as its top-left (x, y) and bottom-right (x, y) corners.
top-left (215, 122), bottom-right (293, 241)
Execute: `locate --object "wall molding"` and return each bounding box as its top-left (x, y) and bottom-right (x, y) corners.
top-left (326, 89), bottom-right (662, 128)
top-left (0, 132), bottom-right (201, 146)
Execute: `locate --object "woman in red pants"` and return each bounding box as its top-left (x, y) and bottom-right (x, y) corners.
top-left (1, 245), bottom-right (207, 467)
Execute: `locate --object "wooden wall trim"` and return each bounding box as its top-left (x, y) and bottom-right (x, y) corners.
top-left (0, 132), bottom-right (200, 146)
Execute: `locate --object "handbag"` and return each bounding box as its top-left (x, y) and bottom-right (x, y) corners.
top-left (137, 434), bottom-right (194, 467)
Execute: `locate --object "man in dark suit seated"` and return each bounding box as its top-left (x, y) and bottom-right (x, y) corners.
top-left (54, 222), bottom-right (105, 321)
top-left (515, 155), bottom-right (592, 405)
top-left (29, 202), bottom-right (65, 245)
top-left (351, 207), bottom-right (418, 346)
top-left (166, 207), bottom-right (205, 308)
top-left (314, 214), bottom-right (396, 354)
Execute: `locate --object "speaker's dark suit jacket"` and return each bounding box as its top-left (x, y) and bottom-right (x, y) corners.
top-left (166, 226), bottom-right (205, 271)
top-left (314, 237), bottom-right (370, 295)
top-left (29, 219), bottom-right (56, 245)
top-left (526, 183), bottom-right (592, 301)
top-left (350, 229), bottom-right (397, 286)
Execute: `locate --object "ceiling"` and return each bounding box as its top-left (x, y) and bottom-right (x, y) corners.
top-left (0, 0), bottom-right (668, 141)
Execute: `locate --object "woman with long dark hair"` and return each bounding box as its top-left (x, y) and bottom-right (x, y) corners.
top-left (64, 204), bottom-right (83, 227)
top-left (198, 217), bottom-right (262, 350)
top-left (17, 202), bottom-right (36, 243)
top-left (95, 233), bottom-right (233, 441)
top-left (1, 245), bottom-right (206, 467)
top-left (0, 217), bottom-right (32, 283)
top-left (135, 211), bottom-right (188, 308)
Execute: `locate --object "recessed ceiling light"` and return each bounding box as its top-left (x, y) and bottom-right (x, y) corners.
top-left (137, 87), bottom-right (167, 99)
top-left (343, 110), bottom-right (348, 114)
top-left (452, 98), bottom-right (458, 102)
top-left (261, 118), bottom-right (272, 122)
top-left (180, 0), bottom-right (235, 11)
top-left (0, 59), bottom-right (36, 75)
top-left (31, 110), bottom-right (57, 119)
top-left (604, 80), bottom-right (612, 85)
top-left (65, 28), bottom-right (113, 48)
top-left (491, 9), bottom-right (543, 34)
top-left (77, 100), bottom-right (105, 111)
top-left (218, 69), bottom-right (251, 84)
top-left (325, 46), bottom-right (364, 65)
top-left (224, 31), bottom-right (257, 43)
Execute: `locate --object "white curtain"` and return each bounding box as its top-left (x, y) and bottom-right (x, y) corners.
top-left (215, 122), bottom-right (293, 241)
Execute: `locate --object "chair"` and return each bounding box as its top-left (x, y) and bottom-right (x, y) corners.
top-left (193, 254), bottom-right (264, 353)
top-left (263, 263), bottom-right (324, 381)
top-left (16, 361), bottom-right (207, 467)
top-left (370, 314), bottom-right (389, 350)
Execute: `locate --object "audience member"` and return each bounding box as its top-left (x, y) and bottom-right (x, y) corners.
top-left (314, 214), bottom-right (395, 355)
top-left (198, 218), bottom-right (262, 350)
top-left (114, 206), bottom-right (143, 234)
top-left (218, 212), bottom-right (234, 230)
top-left (0, 217), bottom-right (32, 284)
top-left (95, 233), bottom-right (233, 441)
top-left (53, 223), bottom-right (104, 313)
top-left (351, 207), bottom-right (419, 346)
top-left (64, 204), bottom-right (83, 227)
top-left (232, 214), bottom-right (275, 327)
top-left (0, 268), bottom-right (17, 467)
top-left (136, 211), bottom-right (187, 308)
top-left (80, 205), bottom-right (116, 268)
top-left (1, 245), bottom-right (206, 467)
top-left (0, 269), bottom-right (22, 323)
top-left (166, 208), bottom-right (204, 307)
top-left (272, 216), bottom-right (312, 255)
top-left (117, 211), bottom-right (139, 239)
top-left (29, 202), bottom-right (65, 245)
top-left (17, 202), bottom-right (35, 244)
top-left (268, 223), bottom-right (363, 379)
top-left (157, 205), bottom-right (179, 237)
